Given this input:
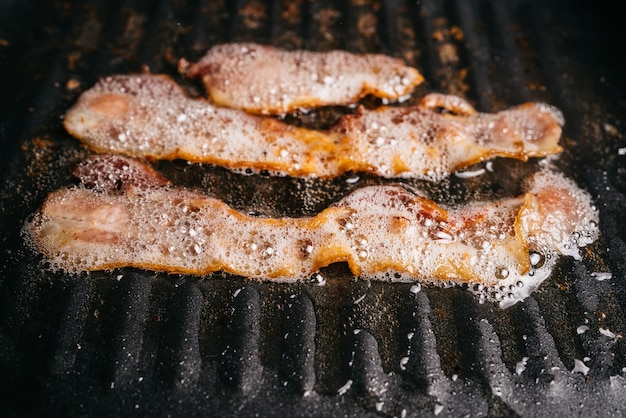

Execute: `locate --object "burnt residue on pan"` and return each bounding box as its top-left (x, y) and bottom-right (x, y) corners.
top-left (1, 0), bottom-right (625, 417)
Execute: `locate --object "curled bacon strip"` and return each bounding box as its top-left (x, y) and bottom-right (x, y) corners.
top-left (25, 156), bottom-right (597, 307)
top-left (63, 74), bottom-right (564, 180)
top-left (183, 42), bottom-right (425, 114)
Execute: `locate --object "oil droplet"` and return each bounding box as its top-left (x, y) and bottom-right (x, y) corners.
top-left (354, 234), bottom-right (368, 247)
top-left (495, 267), bottom-right (509, 280)
top-left (298, 238), bottom-right (313, 260)
top-left (345, 175), bottom-right (360, 184)
top-left (261, 243), bottom-right (274, 259)
top-left (410, 284), bottom-right (421, 294)
top-left (529, 252), bottom-right (545, 268)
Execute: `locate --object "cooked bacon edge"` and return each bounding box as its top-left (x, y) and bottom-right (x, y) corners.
top-left (183, 42), bottom-right (425, 114)
top-left (63, 74), bottom-right (564, 180)
top-left (25, 155), bottom-right (598, 307)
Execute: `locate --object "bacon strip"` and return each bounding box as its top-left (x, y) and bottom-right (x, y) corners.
top-left (25, 156), bottom-right (597, 307)
top-left (183, 43), bottom-right (425, 114)
top-left (63, 74), bottom-right (564, 180)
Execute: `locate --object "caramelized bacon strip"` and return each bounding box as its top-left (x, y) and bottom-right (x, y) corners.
top-left (183, 42), bottom-right (425, 114)
top-left (63, 74), bottom-right (564, 180)
top-left (25, 156), bottom-right (598, 307)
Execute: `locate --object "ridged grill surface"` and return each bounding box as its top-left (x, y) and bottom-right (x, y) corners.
top-left (0, 0), bottom-right (624, 417)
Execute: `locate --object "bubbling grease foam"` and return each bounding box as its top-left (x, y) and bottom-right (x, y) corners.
top-left (185, 42), bottom-right (425, 115)
top-left (63, 74), bottom-right (564, 180)
top-left (24, 156), bottom-right (598, 308)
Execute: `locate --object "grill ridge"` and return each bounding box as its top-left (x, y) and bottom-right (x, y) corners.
top-left (221, 286), bottom-right (263, 393)
top-left (280, 292), bottom-right (316, 394)
top-left (106, 274), bottom-right (152, 388)
top-left (48, 280), bottom-right (93, 376)
top-left (1, 0), bottom-right (625, 417)
top-left (156, 280), bottom-right (203, 387)
top-left (453, 0), bottom-right (493, 110)
top-left (405, 291), bottom-right (448, 395)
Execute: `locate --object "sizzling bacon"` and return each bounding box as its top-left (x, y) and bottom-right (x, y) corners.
top-left (330, 92), bottom-right (564, 177)
top-left (25, 156), bottom-right (598, 307)
top-left (63, 74), bottom-right (564, 180)
top-left (183, 42), bottom-right (424, 114)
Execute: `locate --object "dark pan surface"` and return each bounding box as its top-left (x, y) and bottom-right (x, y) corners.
top-left (1, 0), bottom-right (625, 417)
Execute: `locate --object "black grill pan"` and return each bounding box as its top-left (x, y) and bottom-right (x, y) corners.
top-left (1, 0), bottom-right (625, 417)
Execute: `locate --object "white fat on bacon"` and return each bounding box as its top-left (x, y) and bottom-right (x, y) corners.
top-left (63, 74), bottom-right (564, 180)
top-left (183, 42), bottom-right (424, 114)
top-left (25, 156), bottom-right (598, 308)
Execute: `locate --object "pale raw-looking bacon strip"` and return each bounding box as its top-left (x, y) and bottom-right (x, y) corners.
top-left (25, 156), bottom-right (598, 308)
top-left (63, 74), bottom-right (564, 180)
top-left (183, 42), bottom-right (425, 115)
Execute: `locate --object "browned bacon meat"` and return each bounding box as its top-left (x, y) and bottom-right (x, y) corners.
top-left (183, 43), bottom-right (424, 114)
top-left (63, 74), bottom-right (564, 180)
top-left (25, 156), bottom-right (598, 308)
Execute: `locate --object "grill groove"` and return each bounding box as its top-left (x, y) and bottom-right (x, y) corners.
top-left (0, 0), bottom-right (625, 417)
